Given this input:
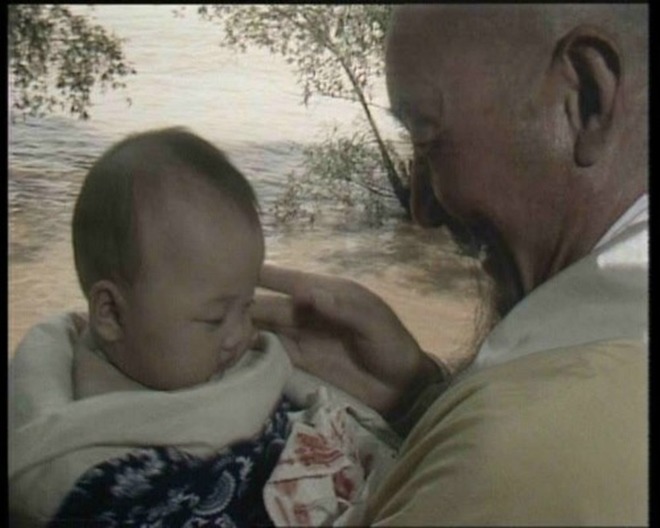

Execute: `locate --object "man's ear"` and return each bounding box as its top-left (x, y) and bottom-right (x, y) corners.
top-left (555, 25), bottom-right (622, 167)
top-left (89, 280), bottom-right (128, 343)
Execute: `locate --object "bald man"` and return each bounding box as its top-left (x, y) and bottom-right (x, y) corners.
top-left (255, 4), bottom-right (647, 525)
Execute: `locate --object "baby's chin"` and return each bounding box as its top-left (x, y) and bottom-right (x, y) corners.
top-left (207, 347), bottom-right (250, 383)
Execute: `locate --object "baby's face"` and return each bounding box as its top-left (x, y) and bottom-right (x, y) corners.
top-left (111, 175), bottom-right (265, 390)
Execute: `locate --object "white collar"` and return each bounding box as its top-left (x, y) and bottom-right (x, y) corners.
top-left (594, 193), bottom-right (648, 250)
top-left (464, 201), bottom-right (648, 374)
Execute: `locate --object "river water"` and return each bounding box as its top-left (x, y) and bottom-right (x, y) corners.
top-left (8, 5), bottom-right (482, 368)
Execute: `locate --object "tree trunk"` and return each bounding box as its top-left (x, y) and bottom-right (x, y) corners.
top-left (338, 56), bottom-right (411, 217)
top-left (298, 10), bottom-right (412, 217)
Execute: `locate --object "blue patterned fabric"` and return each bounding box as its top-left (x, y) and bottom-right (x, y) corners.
top-left (49, 397), bottom-right (298, 527)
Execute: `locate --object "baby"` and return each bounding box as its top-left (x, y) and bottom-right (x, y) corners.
top-left (10, 128), bottom-right (398, 527)
top-left (72, 127), bottom-right (264, 396)
top-left (53, 127), bottom-right (291, 525)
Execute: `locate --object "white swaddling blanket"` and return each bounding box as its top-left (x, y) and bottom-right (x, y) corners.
top-left (9, 313), bottom-right (399, 527)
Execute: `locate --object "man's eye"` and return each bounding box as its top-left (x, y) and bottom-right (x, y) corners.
top-left (204, 318), bottom-right (224, 326)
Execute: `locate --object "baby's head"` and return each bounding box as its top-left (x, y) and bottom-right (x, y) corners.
top-left (73, 127), bottom-right (264, 390)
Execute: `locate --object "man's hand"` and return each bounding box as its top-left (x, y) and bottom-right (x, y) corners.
top-left (253, 264), bottom-right (444, 418)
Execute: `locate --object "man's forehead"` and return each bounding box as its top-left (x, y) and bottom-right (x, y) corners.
top-left (390, 5), bottom-right (470, 42)
top-left (386, 5), bottom-right (542, 122)
top-left (389, 5), bottom-right (543, 55)
top-left (386, 6), bottom-right (473, 87)
top-left (385, 7), bottom-right (457, 124)
top-left (392, 4), bottom-right (534, 29)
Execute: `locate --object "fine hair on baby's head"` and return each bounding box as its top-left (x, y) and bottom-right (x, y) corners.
top-left (72, 127), bottom-right (265, 391)
top-left (72, 126), bottom-right (261, 298)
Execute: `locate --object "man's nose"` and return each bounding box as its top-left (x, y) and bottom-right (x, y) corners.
top-left (409, 156), bottom-right (448, 228)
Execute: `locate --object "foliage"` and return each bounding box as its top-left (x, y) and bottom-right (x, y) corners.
top-left (8, 4), bottom-right (136, 121)
top-left (198, 4), bottom-right (390, 105)
top-left (273, 128), bottom-right (405, 227)
top-left (196, 5), bottom-right (412, 219)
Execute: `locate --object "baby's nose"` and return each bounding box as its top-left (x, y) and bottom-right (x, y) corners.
top-left (221, 317), bottom-right (253, 353)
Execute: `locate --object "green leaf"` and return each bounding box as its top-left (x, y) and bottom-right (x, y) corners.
top-left (8, 5), bottom-right (136, 120)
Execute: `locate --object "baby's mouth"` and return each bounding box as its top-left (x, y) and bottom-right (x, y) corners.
top-left (208, 353), bottom-right (234, 382)
top-left (216, 347), bottom-right (248, 373)
top-left (208, 343), bottom-right (253, 382)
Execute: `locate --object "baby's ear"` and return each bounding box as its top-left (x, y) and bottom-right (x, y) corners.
top-left (88, 280), bottom-right (127, 343)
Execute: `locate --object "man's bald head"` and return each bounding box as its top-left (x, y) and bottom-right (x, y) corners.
top-left (389, 5), bottom-right (647, 60)
top-left (388, 5), bottom-right (647, 115)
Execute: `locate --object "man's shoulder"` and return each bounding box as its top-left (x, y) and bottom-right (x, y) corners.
top-left (366, 339), bottom-right (648, 526)
top-left (426, 339), bottom-right (647, 441)
top-left (467, 338), bottom-right (646, 390)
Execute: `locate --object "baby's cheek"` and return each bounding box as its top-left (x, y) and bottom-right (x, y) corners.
top-left (165, 335), bottom-right (213, 388)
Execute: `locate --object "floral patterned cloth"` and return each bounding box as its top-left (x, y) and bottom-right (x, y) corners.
top-left (264, 387), bottom-right (399, 526)
top-left (48, 397), bottom-right (298, 528)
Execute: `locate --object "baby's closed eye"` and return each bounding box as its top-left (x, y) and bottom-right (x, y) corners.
top-left (193, 317), bottom-right (226, 328)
